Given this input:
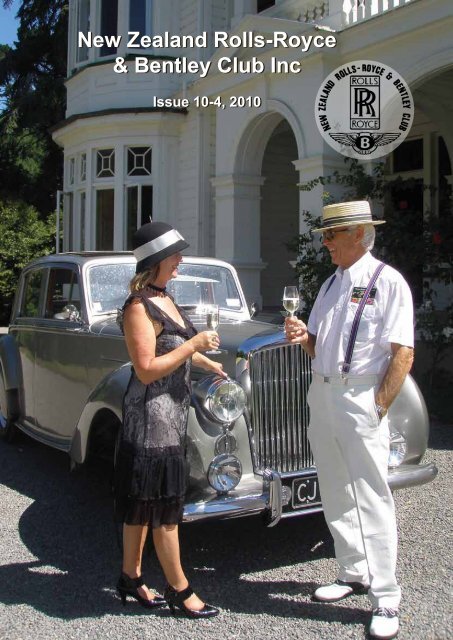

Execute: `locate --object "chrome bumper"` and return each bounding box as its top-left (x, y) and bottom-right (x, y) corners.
top-left (387, 462), bottom-right (438, 491)
top-left (182, 462), bottom-right (438, 524)
top-left (183, 469), bottom-right (282, 525)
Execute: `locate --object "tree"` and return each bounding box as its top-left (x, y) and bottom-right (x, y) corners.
top-left (0, 199), bottom-right (56, 323)
top-left (288, 159), bottom-right (441, 315)
top-left (0, 0), bottom-right (68, 215)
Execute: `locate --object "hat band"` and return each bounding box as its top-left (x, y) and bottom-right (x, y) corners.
top-left (322, 214), bottom-right (372, 228)
top-left (134, 229), bottom-right (185, 262)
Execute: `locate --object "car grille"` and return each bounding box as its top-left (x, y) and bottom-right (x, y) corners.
top-left (249, 342), bottom-right (314, 473)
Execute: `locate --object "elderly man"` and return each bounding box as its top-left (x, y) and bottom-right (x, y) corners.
top-left (285, 201), bottom-right (414, 640)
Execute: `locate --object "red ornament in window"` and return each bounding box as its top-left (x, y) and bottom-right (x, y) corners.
top-left (398, 200), bottom-right (409, 210)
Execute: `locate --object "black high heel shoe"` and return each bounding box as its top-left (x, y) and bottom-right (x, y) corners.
top-left (164, 584), bottom-right (219, 618)
top-left (116, 573), bottom-right (166, 608)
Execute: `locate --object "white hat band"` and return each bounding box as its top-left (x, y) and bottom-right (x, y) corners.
top-left (133, 229), bottom-right (185, 262)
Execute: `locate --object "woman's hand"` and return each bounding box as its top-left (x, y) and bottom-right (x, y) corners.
top-left (207, 360), bottom-right (228, 379)
top-left (285, 316), bottom-right (308, 344)
top-left (190, 330), bottom-right (220, 353)
top-left (192, 351), bottom-right (228, 378)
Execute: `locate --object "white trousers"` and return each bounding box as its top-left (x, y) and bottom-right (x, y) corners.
top-left (308, 374), bottom-right (401, 609)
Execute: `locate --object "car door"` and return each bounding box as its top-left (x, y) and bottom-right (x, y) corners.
top-left (33, 265), bottom-right (90, 443)
top-left (10, 267), bottom-right (47, 428)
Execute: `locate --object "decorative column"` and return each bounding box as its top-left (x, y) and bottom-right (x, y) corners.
top-left (212, 173), bottom-right (266, 307)
top-left (293, 154), bottom-right (346, 237)
top-left (231, 0), bottom-right (257, 28)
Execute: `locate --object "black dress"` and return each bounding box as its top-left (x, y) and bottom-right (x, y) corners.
top-left (114, 291), bottom-right (197, 528)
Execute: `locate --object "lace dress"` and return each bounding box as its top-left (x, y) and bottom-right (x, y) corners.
top-left (114, 291), bottom-right (197, 528)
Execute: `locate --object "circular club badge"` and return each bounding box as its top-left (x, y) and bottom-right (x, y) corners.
top-left (315, 61), bottom-right (414, 160)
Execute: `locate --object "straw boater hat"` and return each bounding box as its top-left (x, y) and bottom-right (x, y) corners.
top-left (133, 221), bottom-right (189, 274)
top-left (312, 201), bottom-right (386, 233)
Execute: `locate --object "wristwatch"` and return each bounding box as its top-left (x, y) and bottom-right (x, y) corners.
top-left (375, 403), bottom-right (387, 421)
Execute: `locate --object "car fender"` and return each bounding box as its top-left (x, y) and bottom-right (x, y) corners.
top-left (0, 334), bottom-right (23, 393)
top-left (388, 373), bottom-right (429, 463)
top-left (70, 363), bottom-right (132, 463)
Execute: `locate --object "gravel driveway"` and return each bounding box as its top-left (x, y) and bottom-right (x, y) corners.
top-left (0, 421), bottom-right (451, 640)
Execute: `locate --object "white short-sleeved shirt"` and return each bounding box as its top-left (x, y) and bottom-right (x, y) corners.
top-left (307, 251), bottom-right (414, 376)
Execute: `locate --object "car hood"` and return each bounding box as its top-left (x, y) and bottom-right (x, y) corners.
top-left (89, 315), bottom-right (286, 378)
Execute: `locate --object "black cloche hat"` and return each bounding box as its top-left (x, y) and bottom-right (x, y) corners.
top-left (133, 221), bottom-right (189, 274)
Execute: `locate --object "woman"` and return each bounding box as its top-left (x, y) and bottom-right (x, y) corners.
top-left (114, 221), bottom-right (225, 618)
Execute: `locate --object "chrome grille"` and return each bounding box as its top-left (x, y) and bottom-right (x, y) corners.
top-left (249, 343), bottom-right (313, 473)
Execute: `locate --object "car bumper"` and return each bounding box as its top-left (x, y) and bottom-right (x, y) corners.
top-left (182, 462), bottom-right (438, 525)
top-left (387, 462), bottom-right (438, 490)
top-left (183, 469), bottom-right (279, 524)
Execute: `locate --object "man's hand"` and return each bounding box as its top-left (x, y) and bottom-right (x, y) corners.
top-left (285, 316), bottom-right (308, 344)
top-left (375, 343), bottom-right (414, 416)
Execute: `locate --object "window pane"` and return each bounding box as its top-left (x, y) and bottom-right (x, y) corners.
top-left (130, 0), bottom-right (146, 32)
top-left (125, 186), bottom-right (153, 248)
top-left (126, 186), bottom-right (138, 250)
top-left (167, 264), bottom-right (242, 311)
top-left (141, 185), bottom-right (153, 226)
top-left (96, 190), bottom-right (114, 250)
top-left (45, 269), bottom-right (81, 319)
top-left (88, 263), bottom-right (136, 314)
top-left (21, 270), bottom-right (43, 317)
top-left (80, 191), bottom-right (86, 250)
top-left (64, 192), bottom-right (74, 250)
top-left (80, 152), bottom-right (86, 182)
top-left (69, 157), bottom-right (75, 185)
top-left (127, 146), bottom-right (152, 176)
top-left (96, 149), bottom-right (115, 178)
top-left (393, 138), bottom-right (423, 173)
top-left (100, 0), bottom-right (118, 57)
top-left (77, 0), bottom-right (90, 62)
top-left (258, 0), bottom-right (275, 11)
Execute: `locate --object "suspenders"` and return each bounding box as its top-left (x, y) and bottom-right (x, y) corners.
top-left (322, 262), bottom-right (386, 376)
top-left (341, 262), bottom-right (385, 376)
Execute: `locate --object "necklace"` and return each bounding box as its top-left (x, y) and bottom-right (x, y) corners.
top-left (147, 283), bottom-right (167, 296)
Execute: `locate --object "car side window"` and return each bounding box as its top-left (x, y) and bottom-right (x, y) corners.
top-left (45, 268), bottom-right (81, 319)
top-left (20, 270), bottom-right (44, 318)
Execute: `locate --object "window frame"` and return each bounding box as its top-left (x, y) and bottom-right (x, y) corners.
top-left (17, 268), bottom-right (47, 320)
top-left (43, 266), bottom-right (83, 321)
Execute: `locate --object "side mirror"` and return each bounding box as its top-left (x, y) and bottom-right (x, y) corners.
top-left (62, 304), bottom-right (81, 322)
top-left (250, 302), bottom-right (259, 318)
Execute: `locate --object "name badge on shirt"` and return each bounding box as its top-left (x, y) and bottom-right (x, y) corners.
top-left (351, 286), bottom-right (377, 305)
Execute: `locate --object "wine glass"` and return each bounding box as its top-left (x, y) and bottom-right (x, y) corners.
top-left (205, 304), bottom-right (221, 354)
top-left (283, 286), bottom-right (300, 317)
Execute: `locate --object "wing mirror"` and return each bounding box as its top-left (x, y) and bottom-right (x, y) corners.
top-left (62, 304), bottom-right (81, 322)
top-left (249, 302), bottom-right (259, 318)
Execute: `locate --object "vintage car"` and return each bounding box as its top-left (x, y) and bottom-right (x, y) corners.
top-left (0, 253), bottom-right (437, 526)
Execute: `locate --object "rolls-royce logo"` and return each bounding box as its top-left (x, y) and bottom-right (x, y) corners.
top-left (315, 61), bottom-right (414, 160)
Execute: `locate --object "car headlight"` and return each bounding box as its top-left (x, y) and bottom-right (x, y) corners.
top-left (193, 375), bottom-right (247, 424)
top-left (388, 431), bottom-right (407, 468)
top-left (208, 454), bottom-right (242, 493)
top-left (208, 379), bottom-right (246, 423)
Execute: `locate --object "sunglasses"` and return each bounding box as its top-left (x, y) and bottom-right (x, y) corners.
top-left (322, 228), bottom-right (351, 241)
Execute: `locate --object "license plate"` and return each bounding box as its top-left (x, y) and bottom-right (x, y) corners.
top-left (291, 475), bottom-right (322, 509)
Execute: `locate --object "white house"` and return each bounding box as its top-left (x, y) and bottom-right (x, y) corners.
top-left (52, 0), bottom-right (453, 309)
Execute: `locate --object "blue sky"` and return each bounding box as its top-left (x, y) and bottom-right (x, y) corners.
top-left (0, 0), bottom-right (20, 46)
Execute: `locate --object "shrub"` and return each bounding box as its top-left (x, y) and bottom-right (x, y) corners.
top-left (0, 199), bottom-right (56, 323)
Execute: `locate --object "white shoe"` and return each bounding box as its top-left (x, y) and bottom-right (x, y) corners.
top-left (313, 579), bottom-right (369, 602)
top-left (369, 608), bottom-right (399, 639)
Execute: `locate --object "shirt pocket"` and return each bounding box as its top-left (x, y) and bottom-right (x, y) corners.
top-left (346, 302), bottom-right (381, 345)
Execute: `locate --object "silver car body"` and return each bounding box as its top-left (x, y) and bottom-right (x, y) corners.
top-left (0, 253), bottom-right (438, 526)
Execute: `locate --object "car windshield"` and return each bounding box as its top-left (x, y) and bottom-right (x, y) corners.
top-left (86, 261), bottom-right (244, 315)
